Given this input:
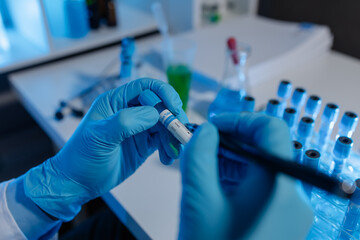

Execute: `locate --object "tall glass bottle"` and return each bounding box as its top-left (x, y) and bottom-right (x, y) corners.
top-left (208, 37), bottom-right (251, 119)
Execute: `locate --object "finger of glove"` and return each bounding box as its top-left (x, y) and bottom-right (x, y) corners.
top-left (179, 123), bottom-right (228, 240)
top-left (109, 78), bottom-right (183, 115)
top-left (95, 106), bottom-right (159, 144)
top-left (211, 112), bottom-right (292, 160)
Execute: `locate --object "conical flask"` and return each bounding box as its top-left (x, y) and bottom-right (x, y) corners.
top-left (208, 39), bottom-right (251, 119)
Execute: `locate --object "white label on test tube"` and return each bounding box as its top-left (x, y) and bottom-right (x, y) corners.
top-left (159, 109), bottom-right (192, 144)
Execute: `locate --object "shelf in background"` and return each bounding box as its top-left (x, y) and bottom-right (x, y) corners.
top-left (0, 0), bottom-right (158, 74)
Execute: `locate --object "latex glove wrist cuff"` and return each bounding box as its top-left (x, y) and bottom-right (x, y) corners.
top-left (24, 158), bottom-right (91, 222)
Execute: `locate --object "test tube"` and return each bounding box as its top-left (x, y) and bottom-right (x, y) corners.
top-left (265, 99), bottom-right (281, 118)
top-left (318, 103), bottom-right (340, 149)
top-left (297, 117), bottom-right (315, 149)
top-left (138, 90), bottom-right (192, 144)
top-left (304, 95), bottom-right (322, 120)
top-left (331, 136), bottom-right (353, 179)
top-left (240, 96), bottom-right (255, 112)
top-left (302, 149), bottom-right (321, 198)
top-left (339, 179), bottom-right (360, 239)
top-left (292, 140), bottom-right (303, 164)
top-left (120, 38), bottom-right (135, 79)
top-left (290, 87), bottom-right (307, 118)
top-left (277, 80), bottom-right (292, 114)
top-left (283, 107), bottom-right (297, 137)
top-left (337, 111), bottom-right (359, 139)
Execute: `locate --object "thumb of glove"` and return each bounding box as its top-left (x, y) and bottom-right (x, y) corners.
top-left (179, 123), bottom-right (230, 240)
top-left (92, 106), bottom-right (159, 144)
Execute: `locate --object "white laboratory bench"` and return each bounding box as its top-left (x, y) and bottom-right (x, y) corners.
top-left (9, 16), bottom-right (360, 239)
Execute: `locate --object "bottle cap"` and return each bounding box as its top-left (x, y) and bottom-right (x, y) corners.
top-left (322, 103), bottom-right (340, 122)
top-left (277, 80), bottom-right (292, 99)
top-left (240, 96), bottom-right (255, 112)
top-left (291, 87), bottom-right (307, 107)
top-left (297, 117), bottom-right (315, 138)
top-left (340, 111), bottom-right (358, 132)
top-left (333, 136), bottom-right (353, 159)
top-left (305, 95), bottom-right (322, 116)
top-left (304, 149), bottom-right (320, 170)
top-left (138, 90), bottom-right (162, 107)
top-left (266, 99), bottom-right (281, 117)
top-left (121, 37), bottom-right (135, 56)
top-left (283, 108), bottom-right (297, 128)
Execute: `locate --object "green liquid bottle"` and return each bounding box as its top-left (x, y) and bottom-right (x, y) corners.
top-left (166, 64), bottom-right (192, 111)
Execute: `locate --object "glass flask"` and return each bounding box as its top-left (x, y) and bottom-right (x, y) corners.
top-left (208, 42), bottom-right (251, 119)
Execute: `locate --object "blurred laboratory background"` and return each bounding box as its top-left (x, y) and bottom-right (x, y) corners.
top-left (1, 0), bottom-right (360, 238)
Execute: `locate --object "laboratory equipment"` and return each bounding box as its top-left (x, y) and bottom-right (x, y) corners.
top-left (304, 95), bottom-right (322, 120)
top-left (302, 149), bottom-right (320, 198)
top-left (208, 37), bottom-right (251, 119)
top-left (186, 122), bottom-right (352, 199)
top-left (293, 140), bottom-right (303, 164)
top-left (332, 137), bottom-right (353, 179)
top-left (277, 80), bottom-right (292, 114)
top-left (64, 0), bottom-right (89, 38)
top-left (240, 96), bottom-right (255, 112)
top-left (297, 117), bottom-right (315, 149)
top-left (337, 112), bottom-right (359, 139)
top-left (106, 0), bottom-right (117, 27)
top-left (265, 99), bottom-right (281, 118)
top-left (290, 87), bottom-right (307, 117)
top-left (339, 179), bottom-right (360, 239)
top-left (317, 103), bottom-right (340, 150)
top-left (283, 108), bottom-right (297, 138)
top-left (138, 89), bottom-right (192, 144)
top-left (162, 38), bottom-right (196, 112)
top-left (119, 37), bottom-right (135, 80)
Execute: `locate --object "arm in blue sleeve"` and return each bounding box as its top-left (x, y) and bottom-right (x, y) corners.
top-left (6, 175), bottom-right (62, 239)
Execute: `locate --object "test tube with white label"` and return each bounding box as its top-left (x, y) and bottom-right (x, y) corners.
top-left (336, 111), bottom-right (358, 140)
top-left (138, 89), bottom-right (192, 144)
top-left (304, 95), bottom-right (322, 120)
top-left (277, 80), bottom-right (292, 114)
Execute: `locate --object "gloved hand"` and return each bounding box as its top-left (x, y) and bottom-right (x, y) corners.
top-left (178, 112), bottom-right (293, 239)
top-left (24, 78), bottom-right (187, 221)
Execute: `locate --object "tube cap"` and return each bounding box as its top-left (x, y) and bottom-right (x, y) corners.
top-left (322, 103), bottom-right (340, 122)
top-left (305, 95), bottom-right (322, 117)
top-left (266, 99), bottom-right (281, 117)
top-left (304, 149), bottom-right (320, 170)
top-left (291, 87), bottom-right (307, 107)
top-left (277, 80), bottom-right (292, 99)
top-left (283, 108), bottom-right (297, 128)
top-left (340, 111), bottom-right (359, 132)
top-left (240, 96), bottom-right (255, 112)
top-left (297, 117), bottom-right (315, 138)
top-left (333, 136), bottom-right (353, 159)
top-left (138, 89), bottom-right (162, 107)
top-left (292, 141), bottom-right (303, 163)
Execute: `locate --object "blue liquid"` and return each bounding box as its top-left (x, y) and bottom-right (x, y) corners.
top-left (208, 88), bottom-right (246, 119)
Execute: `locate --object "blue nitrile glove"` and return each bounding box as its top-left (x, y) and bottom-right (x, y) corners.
top-left (23, 78), bottom-right (187, 222)
top-left (179, 112), bottom-right (293, 239)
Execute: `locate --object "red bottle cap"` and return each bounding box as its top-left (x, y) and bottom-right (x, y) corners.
top-left (227, 37), bottom-right (239, 64)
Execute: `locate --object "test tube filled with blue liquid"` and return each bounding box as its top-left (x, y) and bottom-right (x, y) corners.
top-left (302, 149), bottom-right (321, 198)
top-left (240, 96), bottom-right (255, 112)
top-left (277, 80), bottom-right (292, 114)
top-left (332, 136), bottom-right (353, 179)
top-left (297, 117), bottom-right (315, 149)
top-left (318, 103), bottom-right (340, 150)
top-left (290, 87), bottom-right (307, 120)
top-left (293, 140), bottom-right (303, 164)
top-left (305, 95), bottom-right (322, 120)
top-left (337, 112), bottom-right (358, 139)
top-left (265, 99), bottom-right (281, 118)
top-left (283, 107), bottom-right (297, 138)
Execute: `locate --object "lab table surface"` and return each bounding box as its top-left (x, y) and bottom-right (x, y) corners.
top-left (9, 18), bottom-right (360, 239)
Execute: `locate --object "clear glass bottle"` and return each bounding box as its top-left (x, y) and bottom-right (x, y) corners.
top-left (208, 41), bottom-right (251, 119)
